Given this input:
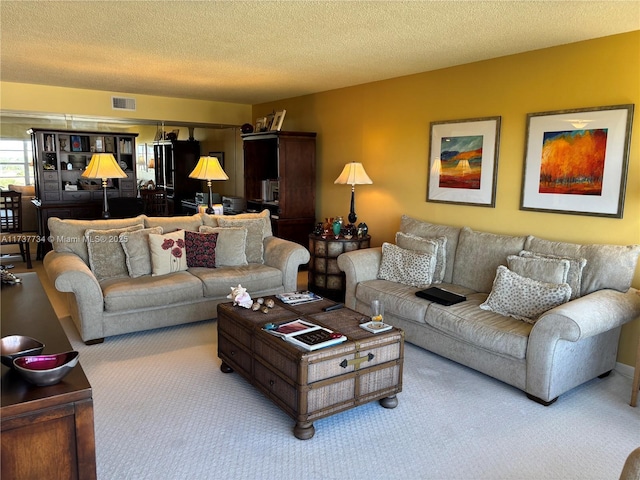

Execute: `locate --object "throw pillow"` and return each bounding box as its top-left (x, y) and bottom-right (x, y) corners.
top-left (480, 266), bottom-right (572, 324)
top-left (184, 230), bottom-right (218, 268)
top-left (519, 250), bottom-right (586, 300)
top-left (506, 254), bottom-right (570, 285)
top-left (201, 209), bottom-right (273, 237)
top-left (85, 224), bottom-right (144, 281)
top-left (199, 226), bottom-right (248, 266)
top-left (377, 242), bottom-right (436, 288)
top-left (148, 230), bottom-right (188, 276)
top-left (396, 232), bottom-right (446, 283)
top-left (217, 217), bottom-right (266, 263)
top-left (120, 226), bottom-right (163, 278)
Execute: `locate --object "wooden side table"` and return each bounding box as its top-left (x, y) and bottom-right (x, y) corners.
top-left (308, 234), bottom-right (370, 302)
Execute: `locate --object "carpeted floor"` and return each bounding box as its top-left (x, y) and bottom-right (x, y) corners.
top-left (5, 259), bottom-right (640, 479)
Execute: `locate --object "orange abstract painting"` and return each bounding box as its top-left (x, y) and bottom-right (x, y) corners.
top-left (538, 129), bottom-right (608, 195)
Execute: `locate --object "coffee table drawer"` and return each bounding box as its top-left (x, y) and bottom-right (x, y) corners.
top-left (218, 317), bottom-right (252, 348)
top-left (218, 333), bottom-right (251, 377)
top-left (254, 361), bottom-right (297, 413)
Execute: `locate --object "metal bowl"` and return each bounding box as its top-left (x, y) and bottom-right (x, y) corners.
top-left (1, 335), bottom-right (45, 368)
top-left (13, 351), bottom-right (79, 386)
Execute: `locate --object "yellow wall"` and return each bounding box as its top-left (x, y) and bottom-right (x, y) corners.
top-left (0, 82), bottom-right (252, 126)
top-left (255, 31), bottom-right (640, 366)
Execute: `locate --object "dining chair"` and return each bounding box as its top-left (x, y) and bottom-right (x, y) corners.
top-left (0, 190), bottom-right (32, 268)
top-left (140, 188), bottom-right (169, 216)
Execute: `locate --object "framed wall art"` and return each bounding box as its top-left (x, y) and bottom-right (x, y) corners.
top-left (427, 116), bottom-right (501, 207)
top-left (270, 110), bottom-right (286, 131)
top-left (520, 104), bottom-right (634, 218)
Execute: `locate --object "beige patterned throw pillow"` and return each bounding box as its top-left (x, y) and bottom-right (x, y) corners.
top-left (480, 266), bottom-right (572, 323)
top-left (85, 224), bottom-right (144, 280)
top-left (198, 226), bottom-right (248, 266)
top-left (377, 242), bottom-right (436, 288)
top-left (396, 232), bottom-right (446, 283)
top-left (519, 250), bottom-right (586, 300)
top-left (120, 226), bottom-right (163, 278)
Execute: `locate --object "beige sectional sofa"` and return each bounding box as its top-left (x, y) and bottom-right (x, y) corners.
top-left (337, 215), bottom-right (640, 405)
top-left (44, 210), bottom-right (310, 344)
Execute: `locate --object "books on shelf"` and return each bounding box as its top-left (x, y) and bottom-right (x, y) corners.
top-left (276, 291), bottom-right (322, 305)
top-left (263, 319), bottom-right (347, 351)
top-left (359, 321), bottom-right (393, 334)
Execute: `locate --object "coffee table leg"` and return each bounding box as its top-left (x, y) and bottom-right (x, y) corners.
top-left (220, 361), bottom-right (234, 373)
top-left (293, 421), bottom-right (315, 440)
top-left (379, 395), bottom-right (398, 409)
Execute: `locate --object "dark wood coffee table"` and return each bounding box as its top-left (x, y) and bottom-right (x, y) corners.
top-left (1, 272), bottom-right (96, 480)
top-left (217, 298), bottom-right (404, 439)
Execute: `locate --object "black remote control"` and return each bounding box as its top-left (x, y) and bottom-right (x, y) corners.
top-left (323, 303), bottom-right (344, 312)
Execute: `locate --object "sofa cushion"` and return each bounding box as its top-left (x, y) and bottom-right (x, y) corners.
top-left (519, 250), bottom-right (586, 300)
top-left (201, 209), bottom-right (273, 237)
top-left (48, 215), bottom-right (146, 264)
top-left (185, 230), bottom-right (218, 268)
top-left (399, 215), bottom-right (461, 283)
top-left (506, 254), bottom-right (570, 285)
top-left (85, 224), bottom-right (144, 281)
top-left (377, 242), bottom-right (436, 288)
top-left (101, 271), bottom-right (203, 312)
top-left (396, 232), bottom-right (447, 283)
top-left (480, 266), bottom-right (572, 323)
top-left (524, 236), bottom-right (640, 296)
top-left (149, 230), bottom-right (188, 276)
top-left (199, 226), bottom-right (248, 266)
top-left (452, 227), bottom-right (528, 293)
top-left (188, 264), bottom-right (283, 298)
top-left (217, 217), bottom-right (266, 264)
top-left (144, 214), bottom-right (203, 233)
top-left (120, 226), bottom-right (163, 278)
top-left (425, 293), bottom-right (534, 359)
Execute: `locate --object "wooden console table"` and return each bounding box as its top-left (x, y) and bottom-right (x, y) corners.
top-left (1, 273), bottom-right (97, 480)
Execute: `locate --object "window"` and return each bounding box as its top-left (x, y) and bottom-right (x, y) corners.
top-left (0, 139), bottom-right (34, 189)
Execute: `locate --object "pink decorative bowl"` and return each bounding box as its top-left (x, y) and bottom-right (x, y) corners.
top-left (1, 335), bottom-right (45, 368)
top-left (13, 351), bottom-right (79, 386)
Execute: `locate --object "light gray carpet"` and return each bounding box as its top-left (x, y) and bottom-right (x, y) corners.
top-left (57, 315), bottom-right (639, 480)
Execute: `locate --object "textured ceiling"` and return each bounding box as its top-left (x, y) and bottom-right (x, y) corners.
top-left (1, 1), bottom-right (639, 105)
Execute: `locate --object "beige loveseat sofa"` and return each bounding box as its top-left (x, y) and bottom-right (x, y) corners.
top-left (44, 210), bottom-right (310, 344)
top-left (337, 215), bottom-right (640, 405)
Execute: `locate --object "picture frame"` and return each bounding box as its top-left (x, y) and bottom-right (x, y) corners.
top-left (208, 151), bottom-right (225, 170)
top-left (270, 110), bottom-right (287, 131)
top-left (427, 116), bottom-right (501, 207)
top-left (71, 135), bottom-right (82, 152)
top-left (520, 104), bottom-right (634, 218)
top-left (255, 117), bottom-right (267, 132)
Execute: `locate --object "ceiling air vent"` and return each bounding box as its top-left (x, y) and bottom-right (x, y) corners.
top-left (111, 96), bottom-right (136, 111)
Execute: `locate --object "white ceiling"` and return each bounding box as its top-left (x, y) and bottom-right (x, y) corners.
top-left (1, 1), bottom-right (639, 106)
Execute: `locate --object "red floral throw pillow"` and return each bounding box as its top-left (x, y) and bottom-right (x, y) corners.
top-left (185, 230), bottom-right (218, 268)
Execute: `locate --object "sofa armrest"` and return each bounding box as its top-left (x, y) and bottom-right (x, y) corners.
top-left (532, 288), bottom-right (640, 342)
top-left (526, 288), bottom-right (640, 401)
top-left (337, 247), bottom-right (382, 309)
top-left (43, 250), bottom-right (105, 341)
top-left (263, 236), bottom-right (310, 292)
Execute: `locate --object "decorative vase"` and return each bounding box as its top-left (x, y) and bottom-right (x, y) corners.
top-left (313, 222), bottom-right (324, 236)
top-left (322, 217), bottom-right (333, 238)
top-left (357, 222), bottom-right (368, 238)
top-left (332, 217), bottom-right (343, 238)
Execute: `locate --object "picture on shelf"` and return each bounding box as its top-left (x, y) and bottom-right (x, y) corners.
top-left (71, 135), bottom-right (82, 152)
top-left (270, 110), bottom-right (286, 131)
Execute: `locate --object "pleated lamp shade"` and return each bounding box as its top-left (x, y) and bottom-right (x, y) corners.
top-left (82, 153), bottom-right (127, 179)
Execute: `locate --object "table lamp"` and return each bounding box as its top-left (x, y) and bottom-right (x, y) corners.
top-left (82, 153), bottom-right (127, 218)
top-left (334, 162), bottom-right (373, 224)
top-left (188, 156), bottom-right (229, 214)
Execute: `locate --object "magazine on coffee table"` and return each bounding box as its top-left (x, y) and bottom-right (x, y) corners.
top-left (263, 319), bottom-right (347, 351)
top-left (276, 291), bottom-right (323, 305)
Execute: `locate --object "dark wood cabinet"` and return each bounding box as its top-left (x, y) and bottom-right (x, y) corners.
top-left (29, 129), bottom-right (139, 256)
top-left (242, 131), bottom-right (316, 246)
top-left (1, 273), bottom-right (96, 480)
top-left (153, 139), bottom-right (201, 213)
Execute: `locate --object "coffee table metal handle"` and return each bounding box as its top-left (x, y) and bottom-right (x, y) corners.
top-left (340, 353), bottom-right (374, 369)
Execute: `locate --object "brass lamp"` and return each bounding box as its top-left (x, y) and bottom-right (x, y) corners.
top-left (188, 156), bottom-right (229, 214)
top-left (334, 162), bottom-right (373, 224)
top-left (82, 153), bottom-right (127, 218)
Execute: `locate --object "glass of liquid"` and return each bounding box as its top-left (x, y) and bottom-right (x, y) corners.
top-left (371, 299), bottom-right (384, 323)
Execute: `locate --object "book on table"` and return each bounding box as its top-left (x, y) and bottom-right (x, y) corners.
top-left (264, 319), bottom-right (347, 351)
top-left (276, 291), bottom-right (323, 305)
